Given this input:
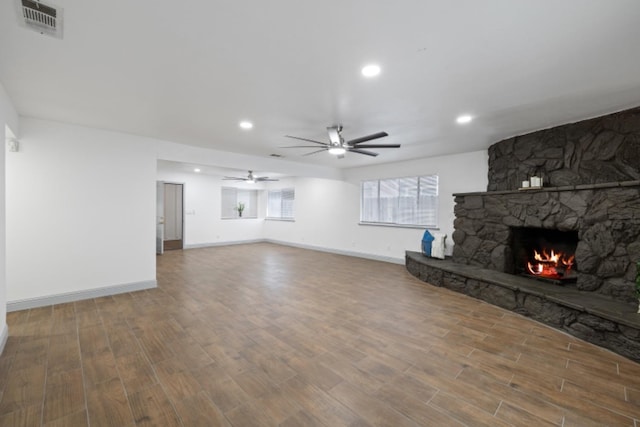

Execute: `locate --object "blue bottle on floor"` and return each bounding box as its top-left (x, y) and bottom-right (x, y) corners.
top-left (422, 230), bottom-right (435, 257)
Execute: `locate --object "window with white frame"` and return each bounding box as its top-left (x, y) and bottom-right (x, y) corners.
top-left (221, 187), bottom-right (258, 219)
top-left (360, 175), bottom-right (438, 227)
top-left (267, 188), bottom-right (295, 219)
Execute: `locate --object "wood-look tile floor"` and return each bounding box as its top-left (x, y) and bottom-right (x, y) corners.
top-left (2, 243), bottom-right (640, 426)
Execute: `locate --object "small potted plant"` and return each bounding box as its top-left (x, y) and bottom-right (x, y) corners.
top-left (237, 202), bottom-right (245, 217)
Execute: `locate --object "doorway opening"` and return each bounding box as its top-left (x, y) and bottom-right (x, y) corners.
top-left (156, 182), bottom-right (184, 253)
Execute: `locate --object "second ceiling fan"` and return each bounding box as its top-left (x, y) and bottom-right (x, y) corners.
top-left (283, 126), bottom-right (400, 158)
top-left (222, 170), bottom-right (278, 183)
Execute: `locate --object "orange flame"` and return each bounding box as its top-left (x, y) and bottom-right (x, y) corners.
top-left (526, 248), bottom-right (575, 279)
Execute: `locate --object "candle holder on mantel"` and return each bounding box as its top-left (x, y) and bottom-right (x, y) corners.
top-left (519, 175), bottom-right (542, 190)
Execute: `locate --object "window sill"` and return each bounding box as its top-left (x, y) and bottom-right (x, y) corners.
top-left (265, 218), bottom-right (295, 222)
top-left (358, 222), bottom-right (439, 230)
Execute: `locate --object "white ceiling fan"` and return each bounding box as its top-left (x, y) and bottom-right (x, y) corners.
top-left (282, 125), bottom-right (400, 158)
top-left (222, 170), bottom-right (278, 184)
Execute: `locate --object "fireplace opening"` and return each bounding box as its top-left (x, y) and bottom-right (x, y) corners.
top-left (510, 227), bottom-right (578, 283)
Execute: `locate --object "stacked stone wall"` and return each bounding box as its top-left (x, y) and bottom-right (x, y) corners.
top-left (488, 107), bottom-right (640, 191)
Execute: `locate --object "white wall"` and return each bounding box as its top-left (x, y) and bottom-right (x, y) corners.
top-left (156, 169), bottom-right (265, 246)
top-left (2, 112), bottom-right (488, 315)
top-left (6, 118), bottom-right (157, 303)
top-left (0, 81), bottom-right (19, 351)
top-left (264, 151), bottom-right (488, 262)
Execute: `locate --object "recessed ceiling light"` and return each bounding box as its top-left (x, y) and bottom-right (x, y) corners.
top-left (456, 115), bottom-right (473, 124)
top-left (194, 168), bottom-right (201, 173)
top-left (239, 121), bottom-right (253, 129)
top-left (361, 64), bottom-right (381, 78)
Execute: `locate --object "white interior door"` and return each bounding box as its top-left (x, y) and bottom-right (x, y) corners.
top-left (163, 183), bottom-right (183, 241)
top-left (156, 181), bottom-right (164, 255)
top-left (162, 183), bottom-right (184, 250)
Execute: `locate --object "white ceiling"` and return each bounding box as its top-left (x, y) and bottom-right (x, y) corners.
top-left (2, 0), bottom-right (640, 170)
top-left (158, 160), bottom-right (287, 181)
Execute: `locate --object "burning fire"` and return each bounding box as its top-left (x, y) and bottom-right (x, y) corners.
top-left (526, 248), bottom-right (575, 279)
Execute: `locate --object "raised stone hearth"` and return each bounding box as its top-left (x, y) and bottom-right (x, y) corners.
top-left (406, 252), bottom-right (640, 363)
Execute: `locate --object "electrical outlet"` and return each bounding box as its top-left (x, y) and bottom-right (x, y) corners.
top-left (7, 139), bottom-right (19, 152)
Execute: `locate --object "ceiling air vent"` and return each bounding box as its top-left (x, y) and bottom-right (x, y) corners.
top-left (17, 0), bottom-right (64, 39)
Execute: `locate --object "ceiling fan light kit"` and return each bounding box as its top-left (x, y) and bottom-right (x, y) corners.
top-left (328, 146), bottom-right (346, 155)
top-left (283, 125), bottom-right (400, 158)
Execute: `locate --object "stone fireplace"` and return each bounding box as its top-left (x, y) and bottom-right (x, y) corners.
top-left (451, 181), bottom-right (640, 303)
top-left (406, 106), bottom-right (640, 362)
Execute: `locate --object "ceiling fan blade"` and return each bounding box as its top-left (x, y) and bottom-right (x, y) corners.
top-left (351, 144), bottom-right (400, 148)
top-left (222, 177), bottom-right (245, 180)
top-left (256, 178), bottom-right (279, 181)
top-left (302, 148), bottom-right (329, 156)
top-left (347, 131), bottom-right (388, 145)
top-left (348, 148), bottom-right (379, 157)
top-left (284, 135), bottom-right (328, 146)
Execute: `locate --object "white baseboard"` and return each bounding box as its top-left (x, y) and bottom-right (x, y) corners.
top-left (7, 280), bottom-right (157, 312)
top-left (264, 239), bottom-right (405, 265)
top-left (184, 238), bottom-right (404, 264)
top-left (0, 324), bottom-right (8, 356)
top-left (184, 239), bottom-right (265, 249)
